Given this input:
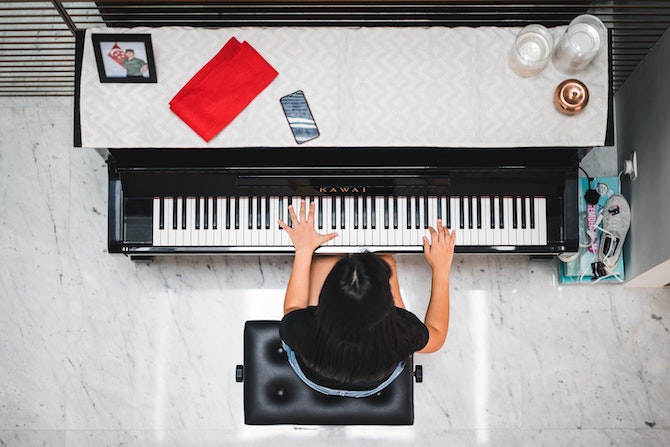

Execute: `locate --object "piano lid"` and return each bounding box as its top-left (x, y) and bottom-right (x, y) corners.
top-left (76, 26), bottom-right (611, 149)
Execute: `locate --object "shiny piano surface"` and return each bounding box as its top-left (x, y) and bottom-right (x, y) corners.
top-left (106, 147), bottom-right (581, 260)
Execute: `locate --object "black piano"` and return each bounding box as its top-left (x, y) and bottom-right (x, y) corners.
top-left (102, 146), bottom-right (584, 261)
top-left (73, 9), bottom-right (612, 262)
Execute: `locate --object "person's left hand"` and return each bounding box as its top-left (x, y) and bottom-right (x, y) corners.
top-left (278, 200), bottom-right (338, 253)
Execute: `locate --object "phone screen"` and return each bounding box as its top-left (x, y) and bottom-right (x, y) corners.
top-left (280, 90), bottom-right (320, 144)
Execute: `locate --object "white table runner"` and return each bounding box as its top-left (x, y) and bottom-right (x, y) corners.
top-left (79, 26), bottom-right (609, 148)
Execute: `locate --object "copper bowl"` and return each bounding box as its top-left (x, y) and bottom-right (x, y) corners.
top-left (554, 79), bottom-right (589, 115)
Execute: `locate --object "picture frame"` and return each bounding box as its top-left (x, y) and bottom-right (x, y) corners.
top-left (91, 34), bottom-right (157, 83)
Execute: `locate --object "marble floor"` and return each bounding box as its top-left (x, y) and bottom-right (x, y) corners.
top-left (1, 97), bottom-right (669, 447)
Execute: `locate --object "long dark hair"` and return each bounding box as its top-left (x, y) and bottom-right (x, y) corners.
top-left (298, 253), bottom-right (423, 384)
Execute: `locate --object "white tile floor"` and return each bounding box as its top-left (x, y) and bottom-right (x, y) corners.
top-left (1, 97), bottom-right (669, 446)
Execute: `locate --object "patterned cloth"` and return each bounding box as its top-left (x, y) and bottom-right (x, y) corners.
top-left (79, 26), bottom-right (609, 148)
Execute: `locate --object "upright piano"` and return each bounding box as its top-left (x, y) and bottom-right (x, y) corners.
top-left (74, 20), bottom-right (612, 262)
top-left (105, 146), bottom-right (584, 261)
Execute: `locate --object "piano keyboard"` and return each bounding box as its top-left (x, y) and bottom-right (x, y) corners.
top-left (151, 195), bottom-right (547, 252)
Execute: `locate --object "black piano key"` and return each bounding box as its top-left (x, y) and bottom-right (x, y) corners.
top-left (354, 197), bottom-right (359, 229)
top-left (318, 196), bottom-right (323, 230)
top-left (173, 197), bottom-right (178, 230)
top-left (181, 197), bottom-right (187, 230)
top-left (406, 197), bottom-right (412, 230)
top-left (490, 196), bottom-right (495, 229)
top-left (265, 198), bottom-right (271, 229)
top-left (234, 197), bottom-right (240, 230)
top-left (340, 197), bottom-right (346, 229)
top-left (287, 197), bottom-right (293, 227)
top-left (529, 196), bottom-right (536, 229)
top-left (437, 196), bottom-right (442, 221)
top-left (467, 197), bottom-right (474, 229)
top-left (226, 197), bottom-right (232, 230)
top-left (459, 197), bottom-right (465, 229)
top-left (476, 196), bottom-right (482, 229)
top-left (521, 196), bottom-right (527, 229)
top-left (415, 197), bottom-right (421, 230)
top-left (362, 197), bottom-right (368, 229)
top-left (159, 197), bottom-right (165, 230)
top-left (512, 196), bottom-right (518, 229)
top-left (371, 198), bottom-right (376, 230)
top-left (499, 196), bottom-right (505, 229)
top-left (445, 196), bottom-right (451, 229)
top-left (195, 197), bottom-right (201, 230)
top-left (423, 196), bottom-right (429, 229)
top-left (248, 196), bottom-right (254, 230)
top-left (393, 197), bottom-right (399, 229)
top-left (203, 197), bottom-right (209, 230)
top-left (256, 197), bottom-right (262, 230)
top-left (384, 197), bottom-right (390, 229)
top-left (331, 198), bottom-right (337, 230)
top-left (212, 197), bottom-right (218, 230)
top-left (278, 196), bottom-right (284, 229)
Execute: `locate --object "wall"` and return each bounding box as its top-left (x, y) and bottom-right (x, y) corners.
top-left (616, 26), bottom-right (670, 287)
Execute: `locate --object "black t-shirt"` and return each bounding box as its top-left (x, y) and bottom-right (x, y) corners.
top-left (279, 306), bottom-right (429, 390)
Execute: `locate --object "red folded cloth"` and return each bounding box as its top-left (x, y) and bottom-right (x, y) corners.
top-left (170, 37), bottom-right (278, 142)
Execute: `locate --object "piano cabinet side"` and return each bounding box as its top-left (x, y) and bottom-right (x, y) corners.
top-left (107, 157), bottom-right (124, 254)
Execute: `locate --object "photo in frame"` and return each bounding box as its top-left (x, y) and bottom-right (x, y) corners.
top-left (91, 34), bottom-right (157, 83)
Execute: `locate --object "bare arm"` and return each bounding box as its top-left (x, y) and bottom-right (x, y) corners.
top-left (279, 200), bottom-right (338, 314)
top-left (417, 220), bottom-right (455, 354)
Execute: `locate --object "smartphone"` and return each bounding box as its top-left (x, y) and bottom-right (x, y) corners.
top-left (280, 90), bottom-right (320, 144)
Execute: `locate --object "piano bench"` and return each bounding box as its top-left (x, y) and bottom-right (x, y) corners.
top-left (236, 320), bottom-right (423, 425)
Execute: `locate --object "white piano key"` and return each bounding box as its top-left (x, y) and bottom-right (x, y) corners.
top-left (239, 196), bottom-right (250, 246)
top-left (383, 197), bottom-right (391, 246)
top-left (214, 197), bottom-right (223, 246)
top-left (250, 196), bottom-right (259, 247)
top-left (351, 196), bottom-right (360, 246)
top-left (449, 197), bottom-right (460, 245)
top-left (481, 196), bottom-right (492, 246)
top-left (427, 196), bottom-right (437, 230)
top-left (363, 196), bottom-right (372, 245)
top-left (397, 196), bottom-right (408, 246)
top-left (313, 196), bottom-right (321, 230)
top-left (340, 197), bottom-right (349, 246)
top-left (173, 198), bottom-right (182, 246)
top-left (204, 197), bottom-right (213, 246)
top-left (184, 197), bottom-right (193, 246)
top-left (492, 196), bottom-right (502, 246)
top-left (538, 197), bottom-right (547, 245)
top-left (504, 197), bottom-right (517, 245)
top-left (164, 197), bottom-right (174, 246)
top-left (386, 197), bottom-right (395, 245)
top-left (256, 196), bottom-right (265, 246)
top-left (521, 196), bottom-right (532, 246)
top-left (264, 196), bottom-right (274, 246)
top-left (322, 196), bottom-right (334, 246)
top-left (193, 197), bottom-right (202, 246)
top-left (418, 196), bottom-right (427, 245)
top-left (374, 196), bottom-right (384, 246)
top-left (408, 195), bottom-right (418, 245)
top-left (461, 197), bottom-right (471, 245)
top-left (153, 198), bottom-right (162, 246)
top-left (470, 197), bottom-right (479, 246)
top-left (230, 195), bottom-right (240, 245)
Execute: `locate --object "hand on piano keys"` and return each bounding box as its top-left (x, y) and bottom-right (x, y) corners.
top-left (423, 219), bottom-right (457, 271)
top-left (277, 200), bottom-right (339, 252)
top-left (152, 195), bottom-right (547, 252)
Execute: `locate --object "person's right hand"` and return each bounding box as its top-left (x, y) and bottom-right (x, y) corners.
top-left (422, 219), bottom-right (456, 271)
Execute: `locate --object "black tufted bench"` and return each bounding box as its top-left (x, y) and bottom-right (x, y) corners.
top-left (236, 320), bottom-right (423, 425)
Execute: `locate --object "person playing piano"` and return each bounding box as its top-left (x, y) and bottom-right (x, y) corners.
top-left (278, 199), bottom-right (455, 397)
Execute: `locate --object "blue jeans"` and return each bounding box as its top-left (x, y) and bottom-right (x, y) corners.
top-left (281, 341), bottom-right (405, 398)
